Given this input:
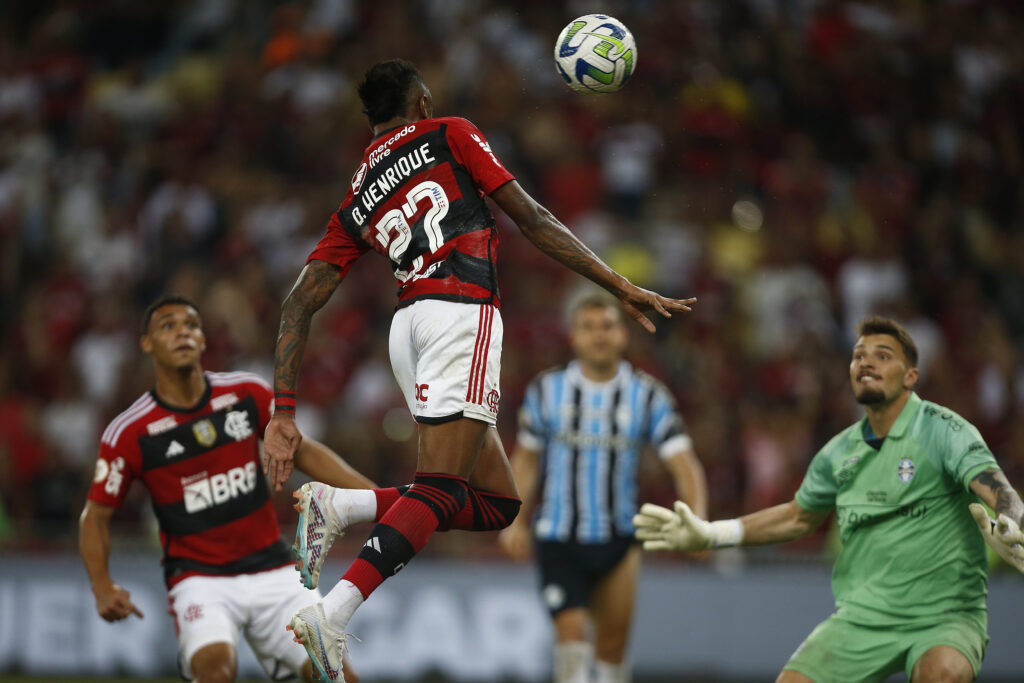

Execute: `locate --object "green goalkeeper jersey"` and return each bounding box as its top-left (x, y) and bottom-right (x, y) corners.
top-left (795, 392), bottom-right (998, 626)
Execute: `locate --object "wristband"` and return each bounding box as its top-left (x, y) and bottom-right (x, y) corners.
top-left (709, 519), bottom-right (744, 548)
top-left (274, 391), bottom-right (297, 414)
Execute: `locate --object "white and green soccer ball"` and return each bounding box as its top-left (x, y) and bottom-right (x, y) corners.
top-left (554, 14), bottom-right (637, 94)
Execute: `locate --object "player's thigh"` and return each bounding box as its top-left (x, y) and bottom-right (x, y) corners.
top-left (910, 646), bottom-right (975, 683)
top-left (244, 566), bottom-right (326, 680)
top-left (782, 614), bottom-right (904, 683)
top-left (396, 300), bottom-right (503, 426)
top-left (467, 425), bottom-right (519, 498)
top-left (190, 642), bottom-right (237, 683)
top-left (168, 576), bottom-right (243, 681)
top-left (417, 415), bottom-right (490, 476)
top-left (906, 613), bottom-right (986, 682)
top-left (590, 544), bottom-right (641, 662)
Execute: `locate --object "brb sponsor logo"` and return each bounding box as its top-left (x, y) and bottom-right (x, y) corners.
top-left (415, 383), bottom-right (429, 407)
top-left (182, 461), bottom-right (258, 513)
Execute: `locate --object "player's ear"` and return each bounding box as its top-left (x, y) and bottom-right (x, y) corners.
top-left (904, 366), bottom-right (919, 389)
top-left (419, 89), bottom-right (433, 119)
top-left (140, 333), bottom-right (153, 355)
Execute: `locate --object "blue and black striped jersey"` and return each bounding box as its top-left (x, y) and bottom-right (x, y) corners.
top-left (517, 360), bottom-right (691, 543)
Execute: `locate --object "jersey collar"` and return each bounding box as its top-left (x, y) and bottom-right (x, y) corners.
top-left (860, 391), bottom-right (921, 441)
top-left (567, 359), bottom-right (630, 389)
top-left (150, 372), bottom-right (213, 414)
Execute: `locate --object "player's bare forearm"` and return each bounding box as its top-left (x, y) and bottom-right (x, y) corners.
top-left (295, 437), bottom-right (377, 489)
top-left (492, 182), bottom-right (627, 291)
top-left (665, 449), bottom-right (709, 519)
top-left (508, 444), bottom-right (541, 524)
top-left (79, 501), bottom-right (115, 589)
top-left (490, 181), bottom-right (695, 331)
top-left (739, 500), bottom-right (831, 546)
top-left (274, 260), bottom-right (342, 394)
top-left (970, 469), bottom-right (1024, 527)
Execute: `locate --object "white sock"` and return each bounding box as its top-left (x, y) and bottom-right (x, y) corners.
top-left (321, 579), bottom-right (363, 631)
top-left (595, 659), bottom-right (630, 683)
top-left (331, 488), bottom-right (378, 525)
top-left (555, 641), bottom-right (592, 683)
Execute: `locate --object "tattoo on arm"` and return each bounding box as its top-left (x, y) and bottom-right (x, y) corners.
top-left (274, 260), bottom-right (342, 393)
top-left (519, 205), bottom-right (625, 294)
top-left (974, 469), bottom-right (1024, 527)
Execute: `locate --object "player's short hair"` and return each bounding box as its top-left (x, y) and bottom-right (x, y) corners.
top-left (568, 291), bottom-right (624, 327)
top-left (856, 315), bottom-right (918, 367)
top-left (358, 59), bottom-right (426, 126)
top-left (142, 295), bottom-right (200, 334)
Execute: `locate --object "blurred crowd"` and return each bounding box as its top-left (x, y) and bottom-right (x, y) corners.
top-left (2, 0), bottom-right (1023, 560)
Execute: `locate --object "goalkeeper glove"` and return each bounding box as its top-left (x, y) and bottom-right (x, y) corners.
top-left (632, 501), bottom-right (743, 552)
top-left (969, 503), bottom-right (1024, 574)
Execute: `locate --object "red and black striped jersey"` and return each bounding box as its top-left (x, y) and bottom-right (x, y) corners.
top-left (88, 371), bottom-right (290, 588)
top-left (308, 116), bottom-right (515, 308)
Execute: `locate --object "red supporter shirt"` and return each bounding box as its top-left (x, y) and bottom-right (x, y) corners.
top-left (88, 371), bottom-right (291, 588)
top-left (308, 116), bottom-right (515, 308)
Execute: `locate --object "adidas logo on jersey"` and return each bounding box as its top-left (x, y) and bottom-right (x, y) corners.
top-left (182, 461), bottom-right (258, 513)
top-left (166, 440), bottom-right (186, 458)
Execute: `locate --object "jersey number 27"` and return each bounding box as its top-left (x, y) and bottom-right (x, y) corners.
top-left (374, 181), bottom-right (450, 282)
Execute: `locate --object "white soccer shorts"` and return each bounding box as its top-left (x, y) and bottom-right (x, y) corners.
top-left (390, 299), bottom-right (503, 425)
top-left (168, 565), bottom-right (321, 680)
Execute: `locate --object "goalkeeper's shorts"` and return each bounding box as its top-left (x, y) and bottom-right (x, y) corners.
top-left (782, 610), bottom-right (987, 682)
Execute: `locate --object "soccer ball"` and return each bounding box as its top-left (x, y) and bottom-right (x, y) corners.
top-left (554, 14), bottom-right (637, 95)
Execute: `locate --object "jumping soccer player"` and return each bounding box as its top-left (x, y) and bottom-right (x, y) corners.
top-left (262, 59), bottom-right (696, 681)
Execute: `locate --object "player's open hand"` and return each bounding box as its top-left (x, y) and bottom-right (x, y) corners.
top-left (93, 582), bottom-right (144, 621)
top-left (617, 286), bottom-right (696, 333)
top-left (264, 413), bottom-right (302, 491)
top-left (633, 501), bottom-right (713, 552)
top-left (969, 503), bottom-right (1024, 573)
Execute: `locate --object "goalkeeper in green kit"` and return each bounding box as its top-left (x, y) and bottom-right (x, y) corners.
top-left (634, 316), bottom-right (1024, 683)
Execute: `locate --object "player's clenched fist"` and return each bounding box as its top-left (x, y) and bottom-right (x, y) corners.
top-left (969, 503), bottom-right (1024, 573)
top-left (92, 582), bottom-right (144, 622)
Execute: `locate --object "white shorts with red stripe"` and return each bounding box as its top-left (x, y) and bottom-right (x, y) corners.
top-left (390, 299), bottom-right (503, 425)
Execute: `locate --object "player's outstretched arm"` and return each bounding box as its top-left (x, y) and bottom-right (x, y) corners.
top-left (79, 501), bottom-right (144, 621)
top-left (295, 436), bottom-right (377, 490)
top-left (489, 181), bottom-right (695, 333)
top-left (265, 260), bottom-right (343, 491)
top-left (633, 500), bottom-right (829, 552)
top-left (969, 468), bottom-right (1024, 573)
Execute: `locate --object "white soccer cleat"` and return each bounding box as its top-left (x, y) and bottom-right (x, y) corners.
top-left (292, 482), bottom-right (346, 589)
top-left (288, 603), bottom-right (348, 682)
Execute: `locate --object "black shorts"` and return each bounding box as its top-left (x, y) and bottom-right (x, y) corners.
top-left (535, 537), bottom-right (635, 616)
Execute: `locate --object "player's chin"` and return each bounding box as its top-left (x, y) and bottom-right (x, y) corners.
top-left (853, 387), bottom-right (886, 405)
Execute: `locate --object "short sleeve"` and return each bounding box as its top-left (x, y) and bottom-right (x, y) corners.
top-left (645, 383), bottom-right (693, 460)
top-left (87, 440), bottom-right (137, 508)
top-left (942, 419), bottom-right (1000, 491)
top-left (516, 378), bottom-right (548, 453)
top-left (795, 446), bottom-right (839, 511)
top-left (445, 118), bottom-right (515, 195)
top-left (306, 211), bottom-right (370, 275)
